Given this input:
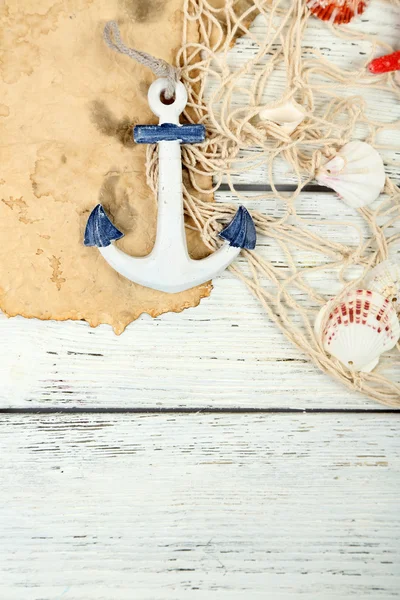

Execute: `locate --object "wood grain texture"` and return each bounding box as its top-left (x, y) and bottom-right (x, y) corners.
top-left (0, 1), bottom-right (400, 408)
top-left (1, 188), bottom-right (398, 409)
top-left (1, 6), bottom-right (400, 600)
top-left (1, 2), bottom-right (399, 410)
top-left (1, 413), bottom-right (399, 599)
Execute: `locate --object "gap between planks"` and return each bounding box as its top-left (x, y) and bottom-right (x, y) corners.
top-left (1, 407), bottom-right (399, 414)
top-left (217, 184), bottom-right (334, 193)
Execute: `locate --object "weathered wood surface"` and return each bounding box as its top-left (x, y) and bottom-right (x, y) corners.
top-left (1, 189), bottom-right (398, 409)
top-left (1, 413), bottom-right (399, 600)
top-left (1, 2), bottom-right (399, 409)
top-left (1, 5), bottom-right (400, 600)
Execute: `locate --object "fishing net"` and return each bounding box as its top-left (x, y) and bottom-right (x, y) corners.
top-left (148, 0), bottom-right (400, 405)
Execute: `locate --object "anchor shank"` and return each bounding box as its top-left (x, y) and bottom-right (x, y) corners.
top-left (152, 139), bottom-right (189, 260)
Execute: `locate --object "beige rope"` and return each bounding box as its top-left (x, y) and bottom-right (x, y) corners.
top-left (104, 21), bottom-right (180, 99)
top-left (147, 0), bottom-right (400, 405)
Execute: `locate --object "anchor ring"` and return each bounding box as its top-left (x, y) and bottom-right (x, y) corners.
top-left (148, 78), bottom-right (188, 122)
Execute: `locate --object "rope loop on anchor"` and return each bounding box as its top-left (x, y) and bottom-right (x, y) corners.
top-left (103, 21), bottom-right (180, 99)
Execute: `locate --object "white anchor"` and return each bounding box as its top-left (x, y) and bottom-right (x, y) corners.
top-left (84, 78), bottom-right (256, 294)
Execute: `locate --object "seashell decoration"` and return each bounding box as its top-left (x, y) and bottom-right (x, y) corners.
top-left (306, 0), bottom-right (368, 25)
top-left (315, 141), bottom-right (386, 208)
top-left (259, 100), bottom-right (306, 135)
top-left (364, 260), bottom-right (400, 312)
top-left (315, 289), bottom-right (400, 373)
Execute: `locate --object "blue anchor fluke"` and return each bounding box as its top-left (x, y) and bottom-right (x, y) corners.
top-left (219, 206), bottom-right (256, 250)
top-left (84, 204), bottom-right (124, 248)
top-left (134, 122), bottom-right (205, 144)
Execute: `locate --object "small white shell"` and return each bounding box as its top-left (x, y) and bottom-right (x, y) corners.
top-left (364, 260), bottom-right (400, 311)
top-left (315, 289), bottom-right (400, 373)
top-left (259, 100), bottom-right (305, 134)
top-left (316, 141), bottom-right (386, 208)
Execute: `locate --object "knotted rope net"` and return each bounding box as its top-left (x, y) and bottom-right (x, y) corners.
top-left (146, 0), bottom-right (400, 406)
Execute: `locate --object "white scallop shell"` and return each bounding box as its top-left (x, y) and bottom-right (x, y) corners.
top-left (259, 100), bottom-right (305, 134)
top-left (364, 260), bottom-right (400, 311)
top-left (316, 141), bottom-right (386, 208)
top-left (315, 289), bottom-right (400, 372)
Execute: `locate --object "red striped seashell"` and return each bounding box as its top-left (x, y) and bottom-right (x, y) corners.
top-left (306, 0), bottom-right (368, 25)
top-left (314, 289), bottom-right (400, 372)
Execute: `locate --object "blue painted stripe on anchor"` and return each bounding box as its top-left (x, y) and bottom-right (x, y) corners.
top-left (134, 122), bottom-right (205, 144)
top-left (219, 206), bottom-right (257, 250)
top-left (84, 204), bottom-right (124, 248)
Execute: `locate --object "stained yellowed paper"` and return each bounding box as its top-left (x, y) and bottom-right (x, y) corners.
top-left (0, 0), bottom-right (211, 334)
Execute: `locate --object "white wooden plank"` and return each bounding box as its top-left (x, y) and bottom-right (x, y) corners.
top-left (0, 282), bottom-right (392, 409)
top-left (1, 189), bottom-right (397, 410)
top-left (1, 413), bottom-right (399, 599)
top-left (218, 191), bottom-right (400, 256)
top-left (1, 288), bottom-right (359, 409)
top-left (1, 3), bottom-right (399, 409)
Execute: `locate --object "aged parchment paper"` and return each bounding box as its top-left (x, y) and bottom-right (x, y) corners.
top-left (0, 0), bottom-right (211, 334)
